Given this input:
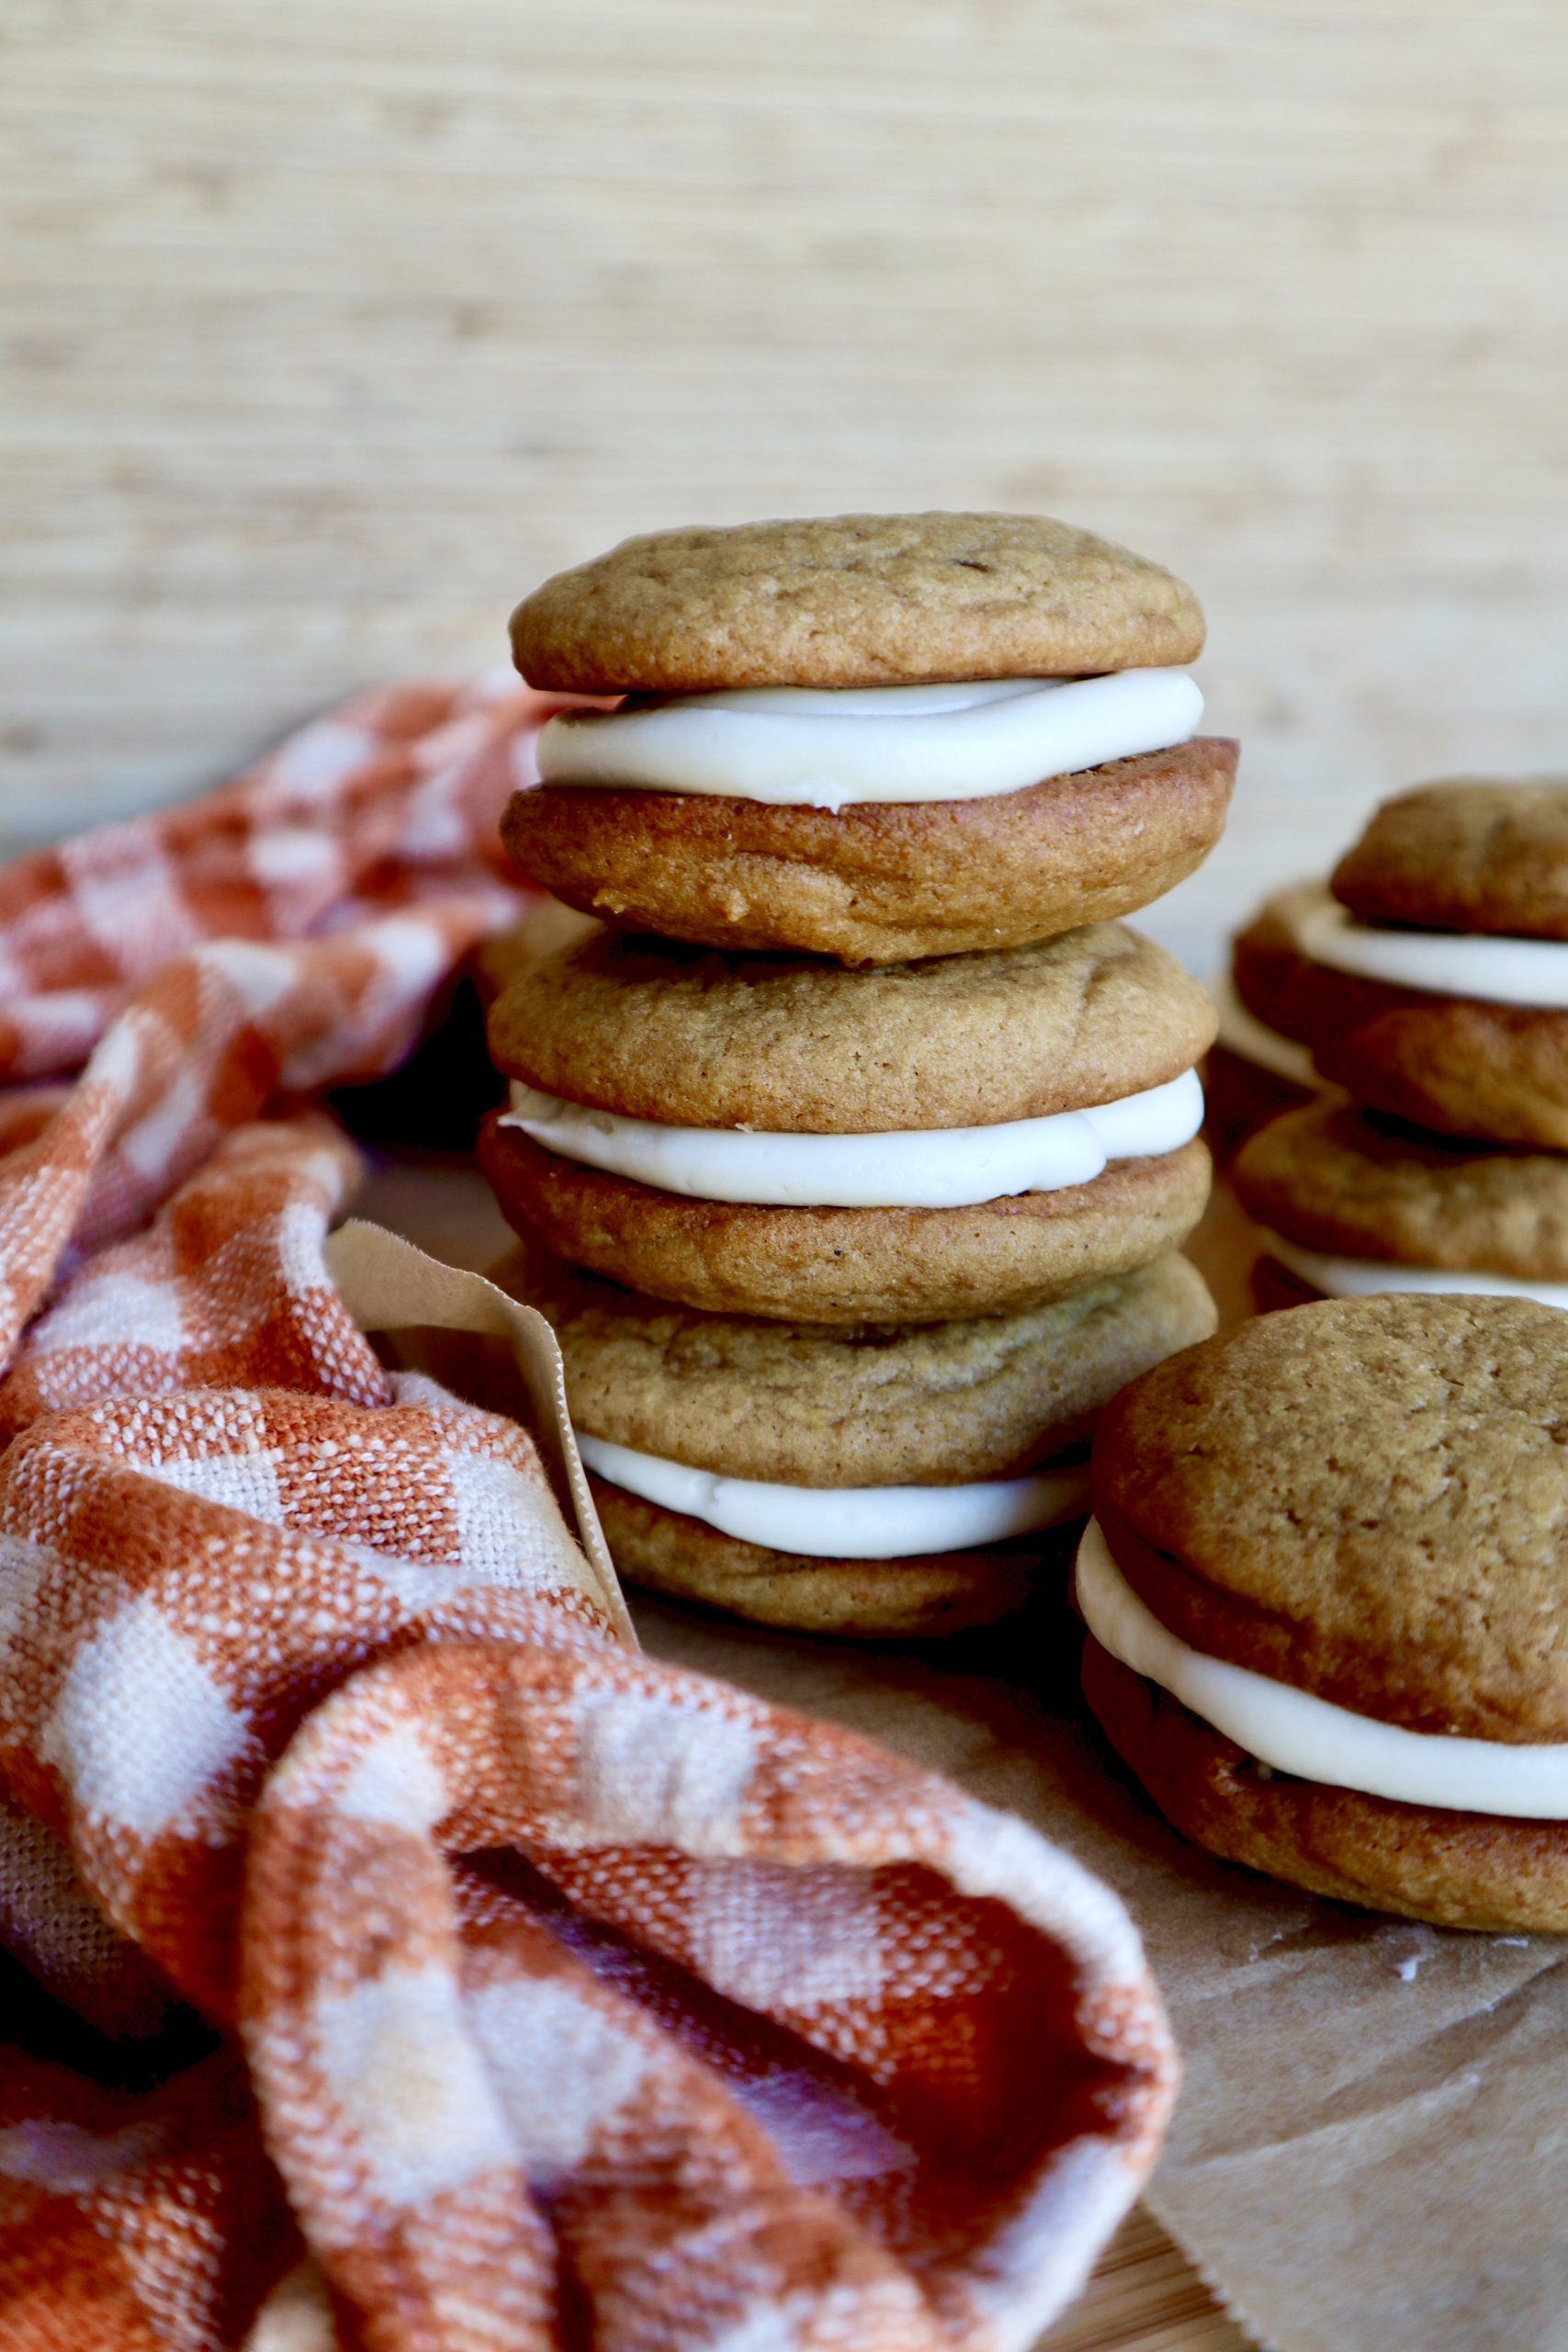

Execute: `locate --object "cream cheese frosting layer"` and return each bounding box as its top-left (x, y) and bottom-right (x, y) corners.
top-left (536, 670), bottom-right (1203, 809)
top-left (1076, 1518), bottom-right (1568, 1817)
top-left (502, 1068), bottom-right (1204, 1209)
top-left (1208, 974), bottom-right (1319, 1089)
top-left (578, 1432), bottom-right (1091, 1559)
top-left (1260, 1230), bottom-right (1568, 1313)
top-left (1292, 892), bottom-right (1568, 1011)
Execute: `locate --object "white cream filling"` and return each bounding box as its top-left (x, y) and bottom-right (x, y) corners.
top-left (578, 1431), bottom-right (1091, 1559)
top-left (1207, 973), bottom-right (1319, 1088)
top-left (536, 670), bottom-right (1203, 809)
top-left (1292, 891), bottom-right (1568, 1011)
top-left (1260, 1230), bottom-right (1568, 1312)
top-left (1076, 1518), bottom-right (1568, 1818)
top-left (502, 1067), bottom-right (1204, 1209)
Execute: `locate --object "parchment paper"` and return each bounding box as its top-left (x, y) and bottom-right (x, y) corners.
top-left (323, 1216), bottom-right (635, 1645)
top-left (354, 1160), bottom-right (1568, 2352)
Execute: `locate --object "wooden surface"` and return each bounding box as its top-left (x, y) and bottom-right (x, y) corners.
top-left (6, 0), bottom-right (1568, 971)
top-left (1042, 2210), bottom-right (1247, 2352)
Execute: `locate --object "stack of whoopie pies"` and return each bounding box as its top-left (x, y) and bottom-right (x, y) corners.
top-left (480, 512), bottom-right (1238, 1636)
top-left (1218, 780), bottom-right (1568, 1317)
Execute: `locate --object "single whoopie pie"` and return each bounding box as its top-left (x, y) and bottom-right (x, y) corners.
top-left (480, 922), bottom-right (1217, 1324)
top-left (1079, 1295), bottom-right (1568, 1930)
top-left (1235, 1095), bottom-right (1568, 1314)
top-left (503, 512), bottom-right (1236, 963)
top-left (504, 1242), bottom-right (1215, 1637)
top-left (1247, 788), bottom-right (1568, 1148)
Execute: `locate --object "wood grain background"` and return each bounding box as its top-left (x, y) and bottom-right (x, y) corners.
top-left (6, 0), bottom-right (1568, 970)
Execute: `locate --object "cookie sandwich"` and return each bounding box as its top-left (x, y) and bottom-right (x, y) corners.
top-left (502, 1244), bottom-right (1215, 1636)
top-left (1234, 1095), bottom-right (1568, 1313)
top-left (1250, 782), bottom-right (1568, 1148)
top-left (504, 512), bottom-right (1237, 963)
top-left (480, 920), bottom-right (1217, 1325)
top-left (1078, 1295), bottom-right (1568, 1930)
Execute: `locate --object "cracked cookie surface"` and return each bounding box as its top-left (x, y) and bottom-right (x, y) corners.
top-left (487, 920), bottom-right (1216, 1131)
top-left (1095, 1294), bottom-right (1568, 1743)
top-left (512, 1244), bottom-right (1215, 1485)
top-left (512, 509), bottom-right (1205, 692)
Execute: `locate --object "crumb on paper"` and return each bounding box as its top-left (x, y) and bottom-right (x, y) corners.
top-left (1382, 1924), bottom-right (1438, 1983)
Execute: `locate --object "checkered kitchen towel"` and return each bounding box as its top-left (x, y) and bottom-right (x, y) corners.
top-left (0, 678), bottom-right (1177, 2350)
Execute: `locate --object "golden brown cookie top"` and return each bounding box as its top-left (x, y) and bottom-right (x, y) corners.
top-left (486, 922), bottom-right (1216, 1132)
top-left (1333, 780), bottom-right (1568, 939)
top-left (511, 512), bottom-right (1205, 693)
top-left (1235, 1097), bottom-right (1568, 1277)
top-left (1095, 1295), bottom-right (1568, 1742)
top-left (510, 1247), bottom-right (1214, 1487)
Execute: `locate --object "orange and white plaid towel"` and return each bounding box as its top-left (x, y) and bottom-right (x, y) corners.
top-left (0, 681), bottom-right (1177, 2351)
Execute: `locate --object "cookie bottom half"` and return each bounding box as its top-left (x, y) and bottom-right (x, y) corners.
top-left (1295, 970), bottom-right (1568, 1148)
top-left (593, 1476), bottom-right (1079, 1637)
top-left (502, 738), bottom-right (1237, 965)
top-left (1082, 1634), bottom-right (1568, 1932)
top-left (480, 1122), bottom-right (1213, 1326)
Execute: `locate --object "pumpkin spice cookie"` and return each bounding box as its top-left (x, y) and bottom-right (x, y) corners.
top-left (502, 1244), bottom-right (1215, 1636)
top-left (1252, 786), bottom-right (1568, 1147)
top-left (1299, 967), bottom-right (1568, 1149)
top-left (1333, 778), bottom-right (1568, 939)
top-left (482, 1128), bottom-right (1212, 1326)
top-left (1078, 1295), bottom-right (1568, 1930)
top-left (488, 920), bottom-right (1216, 1131)
top-left (481, 922), bottom-right (1216, 1323)
top-left (503, 511), bottom-right (1235, 961)
top-left (1234, 1095), bottom-right (1568, 1312)
top-left (504, 739), bottom-right (1238, 967)
top-left (512, 511), bottom-right (1208, 693)
top-left (586, 1496), bottom-right (1073, 1641)
top-left (523, 1243), bottom-right (1215, 1485)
